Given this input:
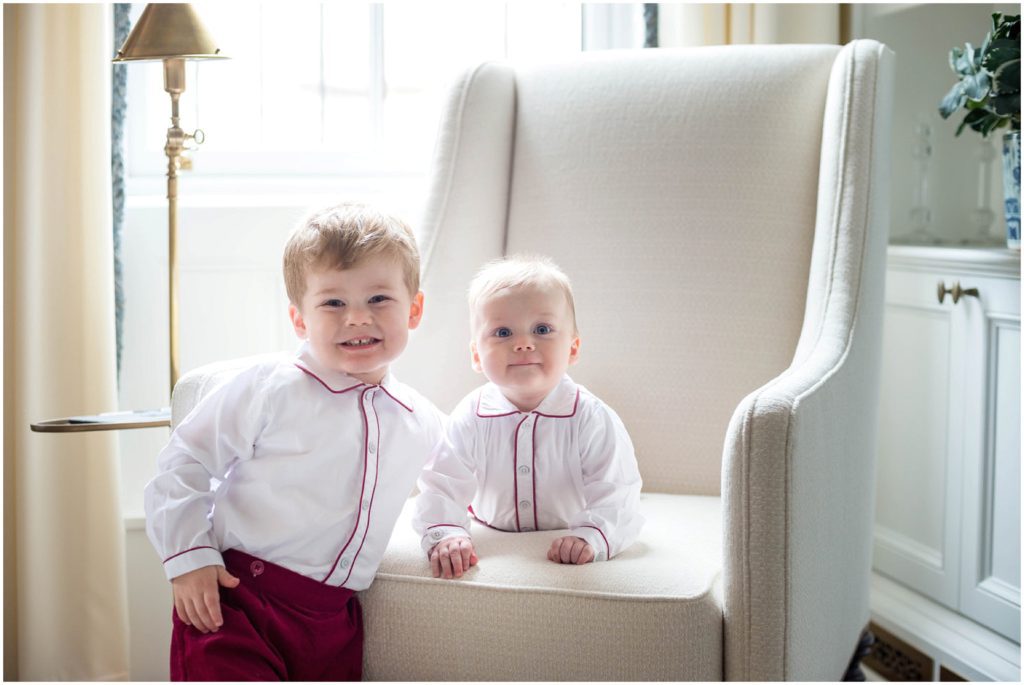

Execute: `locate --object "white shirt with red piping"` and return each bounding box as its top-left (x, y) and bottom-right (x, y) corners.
top-left (412, 375), bottom-right (644, 561)
top-left (144, 342), bottom-right (446, 590)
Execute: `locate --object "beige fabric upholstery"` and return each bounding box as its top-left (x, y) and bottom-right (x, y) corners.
top-left (362, 494), bottom-right (722, 681)
top-left (723, 40), bottom-right (894, 680)
top-left (172, 40), bottom-right (892, 681)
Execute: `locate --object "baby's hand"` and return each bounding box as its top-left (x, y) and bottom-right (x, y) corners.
top-left (547, 536), bottom-right (595, 565)
top-left (171, 564), bottom-right (240, 633)
top-left (429, 536), bottom-right (478, 579)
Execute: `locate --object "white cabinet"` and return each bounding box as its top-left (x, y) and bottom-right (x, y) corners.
top-left (871, 245), bottom-right (1020, 679)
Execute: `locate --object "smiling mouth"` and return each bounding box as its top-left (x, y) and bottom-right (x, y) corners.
top-left (339, 337), bottom-right (381, 348)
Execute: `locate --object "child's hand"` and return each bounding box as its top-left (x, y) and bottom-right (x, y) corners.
top-left (171, 564), bottom-right (240, 633)
top-left (429, 536), bottom-right (478, 579)
top-left (547, 536), bottom-right (595, 565)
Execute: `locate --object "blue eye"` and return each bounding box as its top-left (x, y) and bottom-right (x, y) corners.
top-left (368, 295), bottom-right (392, 304)
top-left (494, 327), bottom-right (513, 338)
top-left (534, 324), bottom-right (553, 335)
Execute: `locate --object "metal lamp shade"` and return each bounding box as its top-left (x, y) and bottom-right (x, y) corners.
top-left (114, 3), bottom-right (226, 62)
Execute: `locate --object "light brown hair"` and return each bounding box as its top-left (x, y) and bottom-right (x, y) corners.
top-left (467, 254), bottom-right (578, 334)
top-left (283, 203), bottom-right (420, 305)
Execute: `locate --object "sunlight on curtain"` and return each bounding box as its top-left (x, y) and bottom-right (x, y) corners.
top-left (659, 3), bottom-right (839, 47)
top-left (3, 4), bottom-right (130, 680)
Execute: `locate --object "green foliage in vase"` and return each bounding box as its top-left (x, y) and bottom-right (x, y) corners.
top-left (938, 13), bottom-right (1020, 137)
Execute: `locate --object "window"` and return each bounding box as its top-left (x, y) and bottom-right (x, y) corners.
top-left (124, 2), bottom-right (589, 187)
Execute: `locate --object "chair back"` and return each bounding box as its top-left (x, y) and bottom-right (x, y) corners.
top-left (395, 45), bottom-right (844, 495)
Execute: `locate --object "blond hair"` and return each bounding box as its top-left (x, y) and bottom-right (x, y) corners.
top-left (467, 254), bottom-right (578, 334)
top-left (283, 203), bottom-right (420, 304)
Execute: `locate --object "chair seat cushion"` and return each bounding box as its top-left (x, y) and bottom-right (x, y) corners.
top-left (360, 492), bottom-right (724, 680)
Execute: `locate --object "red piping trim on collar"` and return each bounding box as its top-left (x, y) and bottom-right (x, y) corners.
top-left (476, 387), bottom-right (580, 419)
top-left (475, 392), bottom-right (519, 418)
top-left (295, 364), bottom-right (364, 394)
top-left (163, 545), bottom-right (216, 564)
top-left (533, 388), bottom-right (580, 418)
top-left (296, 363), bottom-right (412, 411)
top-left (378, 384), bottom-right (413, 412)
top-left (579, 524), bottom-right (610, 559)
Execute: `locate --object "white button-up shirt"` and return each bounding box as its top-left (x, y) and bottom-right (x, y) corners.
top-left (412, 375), bottom-right (644, 561)
top-left (145, 343), bottom-right (445, 590)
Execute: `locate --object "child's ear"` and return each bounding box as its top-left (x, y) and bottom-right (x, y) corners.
top-left (408, 291), bottom-right (425, 330)
top-left (289, 303), bottom-right (308, 339)
top-left (470, 340), bottom-right (483, 373)
top-left (568, 336), bottom-right (581, 365)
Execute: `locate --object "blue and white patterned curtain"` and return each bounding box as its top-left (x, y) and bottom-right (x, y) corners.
top-left (644, 4), bottom-right (658, 48)
top-left (112, 3), bottom-right (130, 382)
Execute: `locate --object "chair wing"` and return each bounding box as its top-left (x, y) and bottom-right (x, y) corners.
top-left (723, 39), bottom-right (893, 680)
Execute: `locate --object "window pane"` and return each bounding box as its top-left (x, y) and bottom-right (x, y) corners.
top-left (260, 4), bottom-right (324, 150)
top-left (382, 3), bottom-right (508, 165)
top-left (507, 3), bottom-right (582, 61)
top-left (322, 3), bottom-right (373, 152)
top-left (190, 4), bottom-right (262, 154)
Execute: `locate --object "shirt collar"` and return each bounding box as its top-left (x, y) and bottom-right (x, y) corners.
top-left (293, 342), bottom-right (414, 412)
top-left (476, 375), bottom-right (580, 419)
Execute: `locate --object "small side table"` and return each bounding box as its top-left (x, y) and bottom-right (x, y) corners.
top-left (30, 409), bottom-right (171, 433)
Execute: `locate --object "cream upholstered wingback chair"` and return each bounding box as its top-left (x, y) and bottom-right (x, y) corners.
top-left (171, 41), bottom-right (892, 680)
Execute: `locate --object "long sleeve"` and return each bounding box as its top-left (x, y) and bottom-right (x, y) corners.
top-left (568, 401), bottom-right (645, 561)
top-left (144, 366), bottom-right (267, 580)
top-left (412, 406), bottom-right (479, 555)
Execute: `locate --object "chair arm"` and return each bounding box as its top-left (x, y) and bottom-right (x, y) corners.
top-left (721, 39), bottom-right (894, 681)
top-left (170, 354), bottom-right (279, 429)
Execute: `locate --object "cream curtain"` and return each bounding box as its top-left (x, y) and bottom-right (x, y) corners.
top-left (3, 4), bottom-right (130, 681)
top-left (659, 3), bottom-right (839, 47)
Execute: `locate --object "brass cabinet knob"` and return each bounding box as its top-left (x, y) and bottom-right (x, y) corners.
top-left (937, 280), bottom-right (980, 305)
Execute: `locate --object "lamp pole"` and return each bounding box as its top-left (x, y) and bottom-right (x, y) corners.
top-left (161, 57), bottom-right (204, 388)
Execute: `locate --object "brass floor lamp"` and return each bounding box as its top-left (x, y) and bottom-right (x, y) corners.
top-left (115, 3), bottom-right (227, 390)
top-left (32, 3), bottom-right (226, 433)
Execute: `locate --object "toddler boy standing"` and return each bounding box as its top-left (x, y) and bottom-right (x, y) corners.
top-left (412, 255), bottom-right (644, 579)
top-left (145, 203), bottom-right (445, 680)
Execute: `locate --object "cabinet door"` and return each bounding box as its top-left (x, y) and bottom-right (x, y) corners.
top-left (958, 274), bottom-right (1021, 643)
top-left (874, 268), bottom-right (964, 609)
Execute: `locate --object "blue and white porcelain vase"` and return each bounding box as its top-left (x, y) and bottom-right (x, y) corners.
top-left (1002, 130), bottom-right (1020, 250)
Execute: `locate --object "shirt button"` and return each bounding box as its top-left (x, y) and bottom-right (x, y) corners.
top-left (361, 499), bottom-right (370, 511)
top-left (518, 465), bottom-right (530, 475)
top-left (340, 557), bottom-right (351, 568)
top-left (368, 443), bottom-right (377, 454)
top-left (430, 530), bottom-right (443, 540)
top-left (519, 500), bottom-right (531, 509)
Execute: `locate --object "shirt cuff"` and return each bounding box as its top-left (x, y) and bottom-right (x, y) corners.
top-left (421, 524), bottom-right (471, 556)
top-left (162, 546), bottom-right (224, 580)
top-left (572, 525), bottom-right (610, 562)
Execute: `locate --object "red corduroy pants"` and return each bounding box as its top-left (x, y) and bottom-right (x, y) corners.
top-left (170, 549), bottom-right (363, 681)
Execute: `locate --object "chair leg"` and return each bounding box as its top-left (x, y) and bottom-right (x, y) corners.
top-left (842, 628), bottom-right (875, 681)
